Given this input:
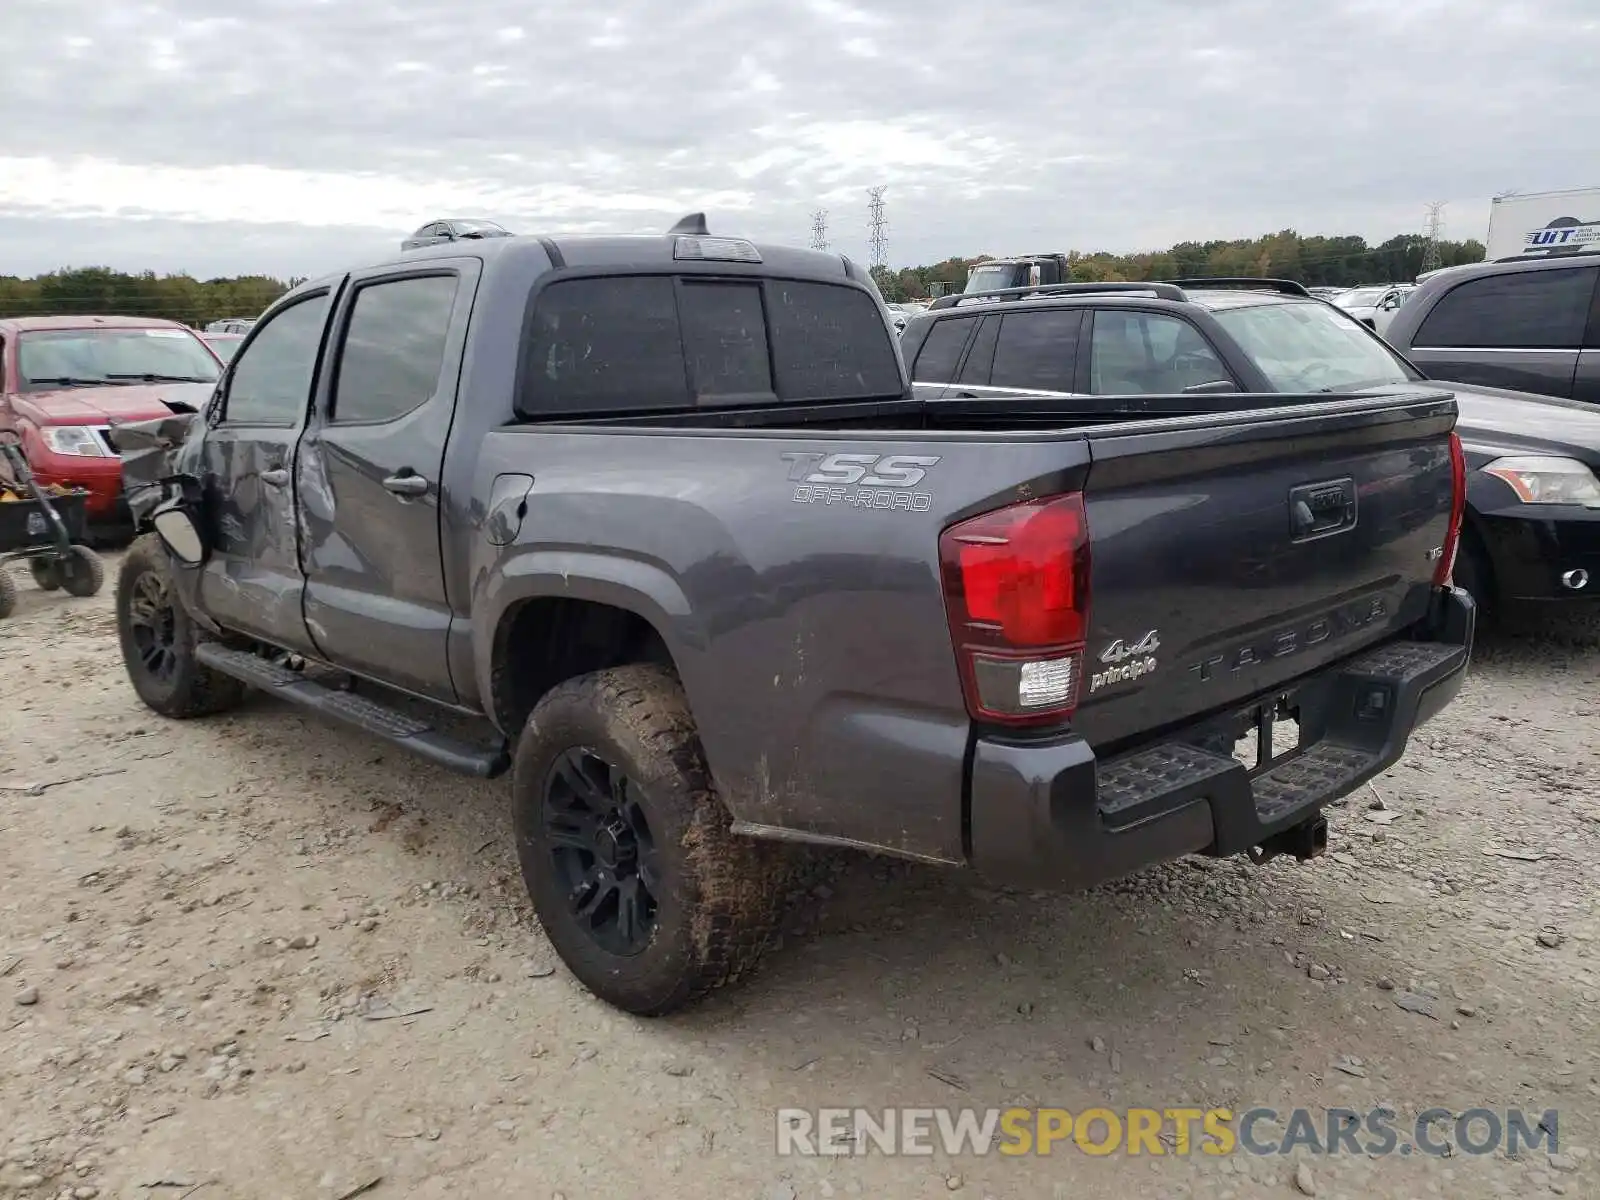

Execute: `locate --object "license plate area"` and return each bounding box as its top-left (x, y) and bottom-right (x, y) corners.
top-left (1230, 698), bottom-right (1302, 776)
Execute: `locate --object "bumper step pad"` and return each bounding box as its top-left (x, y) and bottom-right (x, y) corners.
top-left (1094, 638), bottom-right (1464, 852)
top-left (195, 644), bottom-right (509, 777)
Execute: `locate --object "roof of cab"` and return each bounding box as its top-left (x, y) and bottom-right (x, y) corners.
top-left (284, 231), bottom-right (866, 309)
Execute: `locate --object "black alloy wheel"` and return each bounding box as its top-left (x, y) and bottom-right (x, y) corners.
top-left (543, 747), bottom-right (662, 957)
top-left (125, 568), bottom-right (180, 685)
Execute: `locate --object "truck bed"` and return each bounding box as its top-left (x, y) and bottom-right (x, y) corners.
top-left (469, 386), bottom-right (1461, 866)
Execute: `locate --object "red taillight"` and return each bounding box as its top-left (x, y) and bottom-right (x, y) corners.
top-left (939, 493), bottom-right (1091, 726)
top-left (1435, 431), bottom-right (1466, 588)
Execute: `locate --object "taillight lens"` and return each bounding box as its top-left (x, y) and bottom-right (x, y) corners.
top-left (939, 494), bottom-right (1091, 726)
top-left (1435, 431), bottom-right (1466, 588)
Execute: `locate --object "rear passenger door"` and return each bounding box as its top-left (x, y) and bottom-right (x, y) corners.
top-left (982, 308), bottom-right (1083, 394)
top-left (908, 308), bottom-right (1085, 398)
top-left (1406, 266), bottom-right (1598, 400)
top-left (1085, 309), bottom-right (1235, 394)
top-left (297, 261), bottom-right (480, 702)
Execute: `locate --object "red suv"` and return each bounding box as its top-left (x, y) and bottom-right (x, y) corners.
top-left (0, 316), bottom-right (222, 530)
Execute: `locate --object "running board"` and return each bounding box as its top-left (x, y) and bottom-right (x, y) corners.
top-left (195, 643), bottom-right (511, 778)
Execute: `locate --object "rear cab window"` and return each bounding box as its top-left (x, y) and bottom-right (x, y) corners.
top-left (519, 274), bottom-right (904, 417)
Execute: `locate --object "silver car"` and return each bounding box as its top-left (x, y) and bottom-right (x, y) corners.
top-left (402, 218), bottom-right (513, 252)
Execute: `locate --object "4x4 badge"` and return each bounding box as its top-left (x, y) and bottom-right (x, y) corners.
top-left (1090, 630), bottom-right (1160, 694)
top-left (1100, 630), bottom-right (1160, 664)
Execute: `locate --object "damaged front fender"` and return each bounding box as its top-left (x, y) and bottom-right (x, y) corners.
top-left (115, 412), bottom-right (205, 527)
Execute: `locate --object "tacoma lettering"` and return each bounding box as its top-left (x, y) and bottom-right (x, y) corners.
top-left (1189, 597), bottom-right (1388, 682)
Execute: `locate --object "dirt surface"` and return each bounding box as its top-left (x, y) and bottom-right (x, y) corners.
top-left (2, 557), bottom-right (1597, 1200)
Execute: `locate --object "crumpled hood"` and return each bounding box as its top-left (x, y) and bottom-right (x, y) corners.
top-left (11, 381), bottom-right (212, 425)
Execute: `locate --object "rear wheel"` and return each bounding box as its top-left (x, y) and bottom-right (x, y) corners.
top-left (115, 534), bottom-right (245, 718)
top-left (58, 545), bottom-right (104, 597)
top-left (512, 664), bottom-right (791, 1016)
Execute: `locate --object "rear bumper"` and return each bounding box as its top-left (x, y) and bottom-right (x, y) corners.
top-left (968, 587), bottom-right (1474, 891)
top-left (1475, 507), bottom-right (1600, 604)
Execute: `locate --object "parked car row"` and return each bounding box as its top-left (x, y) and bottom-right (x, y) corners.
top-left (907, 259), bottom-right (1600, 623)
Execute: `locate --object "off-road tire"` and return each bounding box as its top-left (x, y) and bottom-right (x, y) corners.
top-left (58, 544), bottom-right (105, 597)
top-left (30, 557), bottom-right (62, 591)
top-left (512, 663), bottom-right (792, 1016)
top-left (0, 569), bottom-right (16, 619)
top-left (115, 534), bottom-right (246, 718)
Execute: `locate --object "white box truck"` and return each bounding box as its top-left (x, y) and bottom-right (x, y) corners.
top-left (1485, 187), bottom-right (1600, 261)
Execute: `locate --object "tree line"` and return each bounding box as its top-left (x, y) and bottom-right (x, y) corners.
top-left (877, 229), bottom-right (1488, 301)
top-left (0, 226), bottom-right (1488, 323)
top-left (0, 267), bottom-right (296, 328)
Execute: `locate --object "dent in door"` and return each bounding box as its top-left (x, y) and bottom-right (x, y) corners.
top-left (204, 434), bottom-right (306, 623)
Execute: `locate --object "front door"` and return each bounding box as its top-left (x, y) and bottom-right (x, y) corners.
top-left (297, 261), bottom-right (477, 702)
top-left (197, 288), bottom-right (336, 653)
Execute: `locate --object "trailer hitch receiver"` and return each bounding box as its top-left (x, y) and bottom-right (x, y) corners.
top-left (1247, 815), bottom-right (1329, 866)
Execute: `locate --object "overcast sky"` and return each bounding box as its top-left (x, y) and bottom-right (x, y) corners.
top-left (1, 0), bottom-right (1597, 281)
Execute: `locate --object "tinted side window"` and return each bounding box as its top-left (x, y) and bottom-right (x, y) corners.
top-left (990, 309), bottom-right (1082, 391)
top-left (679, 280), bottom-right (773, 400)
top-left (1089, 310), bottom-right (1230, 395)
top-left (957, 315), bottom-right (1000, 385)
top-left (910, 316), bottom-right (974, 383)
top-left (224, 293), bottom-right (330, 426)
top-left (331, 275), bottom-right (459, 424)
top-left (767, 280), bottom-right (903, 401)
top-left (1414, 268), bottom-right (1598, 349)
top-left (525, 277), bottom-right (690, 413)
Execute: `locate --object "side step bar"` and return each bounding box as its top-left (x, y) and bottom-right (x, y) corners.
top-left (195, 644), bottom-right (511, 778)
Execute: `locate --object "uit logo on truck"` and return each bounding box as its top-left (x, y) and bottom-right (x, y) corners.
top-left (780, 451), bottom-right (940, 513)
top-left (1090, 629), bottom-right (1160, 693)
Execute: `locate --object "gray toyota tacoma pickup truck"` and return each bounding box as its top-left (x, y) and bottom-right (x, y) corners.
top-left (113, 228), bottom-right (1476, 1015)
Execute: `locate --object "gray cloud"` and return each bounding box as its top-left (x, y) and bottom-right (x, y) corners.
top-left (1, 0), bottom-right (1597, 277)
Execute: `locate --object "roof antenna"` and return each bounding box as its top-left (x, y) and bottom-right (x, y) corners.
top-left (668, 212), bottom-right (709, 236)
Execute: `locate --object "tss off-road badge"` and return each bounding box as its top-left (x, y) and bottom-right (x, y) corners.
top-left (1090, 629), bottom-right (1160, 693)
top-left (781, 450), bottom-right (940, 513)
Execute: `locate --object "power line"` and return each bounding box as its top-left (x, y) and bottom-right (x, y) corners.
top-left (867, 186), bottom-right (888, 271)
top-left (809, 209), bottom-right (829, 251)
top-left (1421, 201), bottom-right (1447, 273)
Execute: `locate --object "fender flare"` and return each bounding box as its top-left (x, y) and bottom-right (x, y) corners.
top-left (474, 549), bottom-right (705, 730)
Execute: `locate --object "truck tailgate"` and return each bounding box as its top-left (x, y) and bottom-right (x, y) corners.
top-left (1072, 391), bottom-right (1458, 749)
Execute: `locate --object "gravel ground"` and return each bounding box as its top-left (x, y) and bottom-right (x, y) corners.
top-left (1, 556), bottom-right (1597, 1200)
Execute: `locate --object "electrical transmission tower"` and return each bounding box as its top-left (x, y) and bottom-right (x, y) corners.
top-left (1421, 201), bottom-right (1446, 273)
top-left (809, 209), bottom-right (829, 251)
top-left (867, 186), bottom-right (888, 271)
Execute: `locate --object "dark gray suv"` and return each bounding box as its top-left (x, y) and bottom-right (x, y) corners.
top-left (1384, 251), bottom-right (1600, 406)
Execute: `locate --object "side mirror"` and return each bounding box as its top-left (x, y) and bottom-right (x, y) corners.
top-left (152, 499), bottom-right (208, 566)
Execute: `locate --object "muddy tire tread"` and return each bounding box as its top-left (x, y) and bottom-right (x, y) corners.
top-left (116, 534), bottom-right (246, 719)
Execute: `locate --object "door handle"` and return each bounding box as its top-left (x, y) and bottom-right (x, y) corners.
top-left (383, 471), bottom-right (430, 497)
top-left (260, 468), bottom-right (289, 486)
